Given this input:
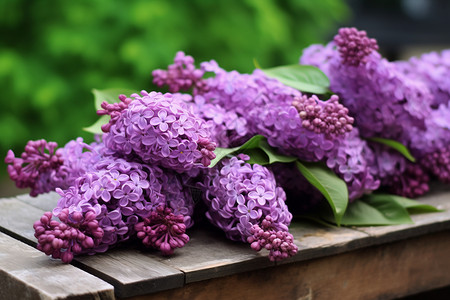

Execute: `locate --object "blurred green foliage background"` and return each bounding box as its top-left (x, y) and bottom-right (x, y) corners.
top-left (0, 0), bottom-right (349, 181)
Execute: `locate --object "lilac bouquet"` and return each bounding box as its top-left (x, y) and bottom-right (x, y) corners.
top-left (5, 28), bottom-right (448, 264)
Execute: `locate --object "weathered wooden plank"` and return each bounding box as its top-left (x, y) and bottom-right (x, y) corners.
top-left (0, 198), bottom-right (185, 298)
top-left (0, 231), bottom-right (115, 300)
top-left (125, 230), bottom-right (450, 300)
top-left (4, 185), bottom-right (450, 299)
top-left (16, 191), bottom-right (60, 212)
top-left (283, 219), bottom-right (370, 264)
top-left (0, 198), bottom-right (44, 244)
top-left (13, 193), bottom-right (275, 284)
top-left (149, 223), bottom-right (274, 284)
top-left (74, 248), bottom-right (184, 298)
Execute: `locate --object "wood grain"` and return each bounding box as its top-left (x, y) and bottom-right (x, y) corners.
top-left (0, 231), bottom-right (115, 300)
top-left (2, 186), bottom-right (450, 299)
top-left (148, 223), bottom-right (274, 284)
top-left (125, 230), bottom-right (450, 300)
top-left (0, 197), bottom-right (184, 298)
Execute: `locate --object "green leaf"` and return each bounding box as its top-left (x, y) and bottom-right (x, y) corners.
top-left (368, 137), bottom-right (416, 163)
top-left (92, 88), bottom-right (136, 110)
top-left (258, 139), bottom-right (297, 164)
top-left (244, 148), bottom-right (270, 165)
top-left (369, 194), bottom-right (442, 214)
top-left (209, 135), bottom-right (269, 168)
top-left (335, 197), bottom-right (413, 226)
top-left (259, 64), bottom-right (330, 94)
top-left (209, 135), bottom-right (265, 168)
top-left (209, 135), bottom-right (297, 167)
top-left (209, 146), bottom-right (241, 168)
top-left (83, 115), bottom-right (109, 134)
top-left (295, 161), bottom-right (348, 226)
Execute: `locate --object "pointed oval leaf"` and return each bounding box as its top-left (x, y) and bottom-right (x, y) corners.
top-left (209, 135), bottom-right (266, 168)
top-left (209, 146), bottom-right (241, 168)
top-left (83, 115), bottom-right (109, 134)
top-left (295, 161), bottom-right (348, 226)
top-left (327, 197), bottom-right (413, 226)
top-left (368, 137), bottom-right (416, 163)
top-left (260, 64), bottom-right (330, 94)
top-left (258, 139), bottom-right (298, 164)
top-left (368, 194), bottom-right (442, 214)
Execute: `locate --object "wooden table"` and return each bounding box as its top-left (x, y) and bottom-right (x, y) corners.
top-left (1, 184), bottom-right (450, 300)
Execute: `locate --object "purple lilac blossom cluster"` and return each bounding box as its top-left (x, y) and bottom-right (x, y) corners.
top-left (395, 50), bottom-right (450, 108)
top-left (33, 210), bottom-right (104, 263)
top-left (199, 154), bottom-right (297, 260)
top-left (300, 27), bottom-right (450, 196)
top-left (5, 86), bottom-right (211, 262)
top-left (100, 90), bottom-right (216, 172)
top-left (247, 216), bottom-right (298, 262)
top-left (155, 51), bottom-right (378, 204)
top-left (369, 143), bottom-right (430, 198)
top-left (135, 206), bottom-right (189, 255)
top-left (5, 138), bottom-right (104, 197)
top-left (5, 139), bottom-right (65, 196)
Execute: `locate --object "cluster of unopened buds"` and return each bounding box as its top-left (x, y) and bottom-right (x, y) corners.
top-left (135, 206), bottom-right (189, 255)
top-left (33, 209), bottom-right (103, 263)
top-left (247, 216), bottom-right (298, 262)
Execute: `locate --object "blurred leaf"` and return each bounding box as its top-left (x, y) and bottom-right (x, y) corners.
top-left (369, 194), bottom-right (442, 214)
top-left (296, 161), bottom-right (348, 226)
top-left (260, 64), bottom-right (330, 94)
top-left (368, 137), bottom-right (416, 162)
top-left (83, 115), bottom-right (109, 135)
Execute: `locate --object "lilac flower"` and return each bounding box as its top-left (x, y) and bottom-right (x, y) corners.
top-left (199, 154), bottom-right (296, 260)
top-left (395, 49), bottom-right (450, 107)
top-left (300, 27), bottom-right (434, 144)
top-left (247, 216), bottom-right (298, 262)
top-left (421, 148), bottom-right (450, 183)
top-left (135, 206), bottom-right (189, 255)
top-left (152, 51), bottom-right (205, 93)
top-left (248, 185), bottom-right (275, 206)
top-left (156, 52), bottom-right (354, 164)
top-left (300, 27), bottom-right (450, 188)
top-left (33, 209), bottom-right (104, 263)
top-left (333, 27), bottom-right (378, 66)
top-left (327, 129), bottom-right (380, 201)
top-left (101, 91), bottom-right (216, 172)
top-left (369, 142), bottom-right (430, 198)
top-left (5, 139), bottom-right (64, 196)
top-left (291, 94), bottom-right (354, 135)
top-left (5, 137), bottom-right (108, 197)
